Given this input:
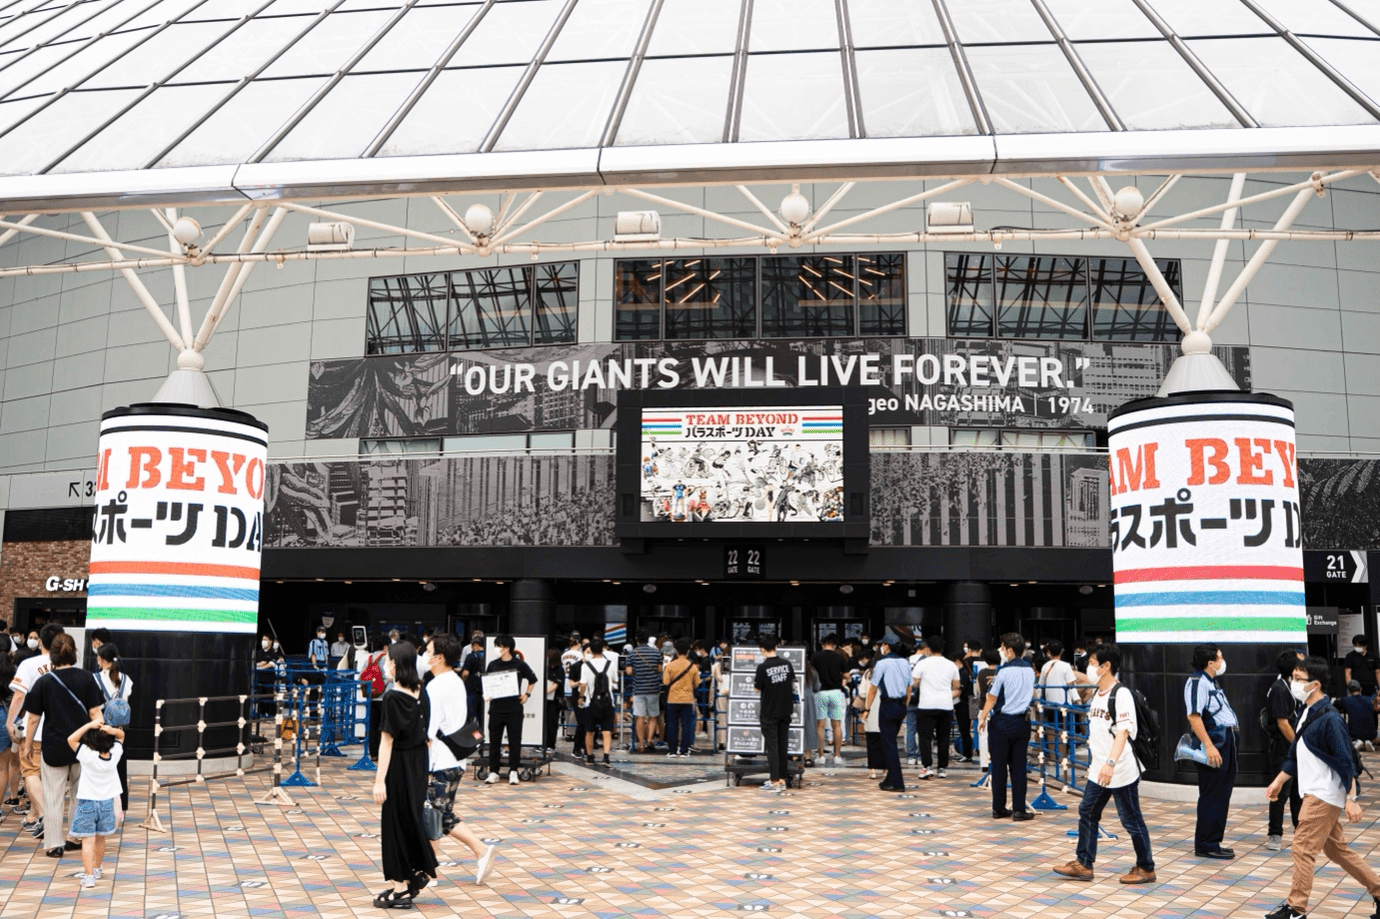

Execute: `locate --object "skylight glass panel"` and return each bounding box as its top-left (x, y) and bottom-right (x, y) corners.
top-left (1144, 0), bottom-right (1275, 36)
top-left (1076, 40), bottom-right (1240, 129)
top-left (24, 29), bottom-right (167, 98)
top-left (154, 76), bottom-right (323, 166)
top-left (0, 0), bottom-right (118, 51)
top-left (855, 46), bottom-right (977, 136)
top-left (351, 4), bottom-right (480, 71)
top-left (963, 43), bottom-right (1108, 133)
top-left (1249, 0), bottom-right (1376, 36)
top-left (614, 53), bottom-right (731, 145)
top-left (948, 0), bottom-right (1053, 43)
top-left (492, 58), bottom-right (623, 150)
top-left (170, 16), bottom-right (306, 82)
top-left (1335, 0), bottom-right (1380, 32)
top-left (83, 21), bottom-right (229, 87)
top-left (546, 0), bottom-right (651, 62)
top-left (257, 9), bottom-right (390, 77)
top-left (114, 0), bottom-right (205, 33)
top-left (748, 0), bottom-right (839, 52)
top-left (1187, 35), bottom-right (1376, 125)
top-left (1042, 0), bottom-right (1161, 39)
top-left (847, 0), bottom-right (946, 47)
top-left (182, 0), bottom-right (272, 21)
top-left (1304, 37), bottom-right (1380, 104)
top-left (448, 0), bottom-right (561, 67)
top-left (258, 0), bottom-right (341, 14)
top-left (377, 64), bottom-right (522, 156)
top-left (0, 40), bottom-right (79, 97)
top-left (264, 70), bottom-right (420, 160)
top-left (50, 82), bottom-right (228, 171)
top-left (738, 51), bottom-right (850, 141)
top-left (0, 87), bottom-right (140, 174)
top-left (0, 91), bottom-right (48, 133)
top-left (644, 0), bottom-right (740, 56)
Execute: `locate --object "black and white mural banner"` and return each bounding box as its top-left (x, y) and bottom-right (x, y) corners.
top-left (305, 339), bottom-right (1251, 439)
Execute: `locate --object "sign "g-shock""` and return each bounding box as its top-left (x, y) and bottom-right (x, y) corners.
top-left (44, 576), bottom-right (88, 592)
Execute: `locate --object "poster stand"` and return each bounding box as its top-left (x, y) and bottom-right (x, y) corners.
top-left (723, 644), bottom-right (806, 788)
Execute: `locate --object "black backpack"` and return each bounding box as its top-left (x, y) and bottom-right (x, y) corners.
top-left (1107, 681), bottom-right (1161, 770)
top-left (589, 660), bottom-right (613, 707)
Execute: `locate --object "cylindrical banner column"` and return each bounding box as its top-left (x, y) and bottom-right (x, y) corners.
top-left (1108, 391), bottom-right (1305, 784)
top-left (87, 404), bottom-right (268, 759)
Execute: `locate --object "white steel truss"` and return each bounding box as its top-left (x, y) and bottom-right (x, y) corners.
top-left (0, 168), bottom-right (1378, 368)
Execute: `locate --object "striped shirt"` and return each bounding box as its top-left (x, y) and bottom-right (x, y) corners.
top-left (871, 654), bottom-right (912, 700)
top-left (627, 644), bottom-right (663, 695)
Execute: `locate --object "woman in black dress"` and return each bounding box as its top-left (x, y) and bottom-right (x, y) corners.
top-left (371, 641), bottom-right (437, 908)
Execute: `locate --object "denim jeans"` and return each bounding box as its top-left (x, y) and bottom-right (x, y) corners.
top-left (1076, 779), bottom-right (1155, 872)
top-left (905, 709), bottom-right (919, 757)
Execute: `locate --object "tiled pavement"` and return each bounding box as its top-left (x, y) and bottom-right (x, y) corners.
top-left (4, 752), bottom-right (1380, 919)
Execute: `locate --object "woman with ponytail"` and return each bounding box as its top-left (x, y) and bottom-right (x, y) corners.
top-left (96, 644), bottom-right (132, 811)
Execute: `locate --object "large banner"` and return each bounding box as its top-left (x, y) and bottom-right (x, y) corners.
top-left (1107, 394), bottom-right (1306, 644)
top-left (639, 406), bottom-right (845, 523)
top-left (305, 339), bottom-right (1251, 438)
top-left (87, 406), bottom-right (268, 633)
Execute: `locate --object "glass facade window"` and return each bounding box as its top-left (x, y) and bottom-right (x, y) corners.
top-left (441, 433), bottom-right (575, 453)
top-left (362, 438), bottom-right (442, 455)
top-left (945, 253), bottom-right (994, 338)
top-left (614, 252), bottom-right (906, 340)
top-left (1090, 257), bottom-right (1182, 341)
top-left (614, 258), bottom-right (663, 341)
top-left (366, 261), bottom-right (579, 354)
top-left (995, 255), bottom-right (1089, 340)
top-left (950, 429), bottom-right (1094, 448)
top-left (869, 427), bottom-right (911, 448)
top-left (946, 251), bottom-right (1181, 341)
top-left (762, 255), bottom-right (856, 338)
top-left (366, 273), bottom-right (448, 354)
top-left (663, 257), bottom-right (756, 340)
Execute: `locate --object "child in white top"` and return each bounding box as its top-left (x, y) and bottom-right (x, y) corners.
top-left (65, 719), bottom-right (124, 890)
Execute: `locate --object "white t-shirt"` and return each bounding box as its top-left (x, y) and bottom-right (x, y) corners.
top-left (577, 655), bottom-right (617, 706)
top-left (911, 655), bottom-right (961, 710)
top-left (1039, 659), bottom-right (1076, 705)
top-left (560, 648), bottom-right (582, 694)
top-left (11, 654), bottom-right (53, 740)
top-left (99, 670), bottom-right (134, 704)
top-left (1087, 684), bottom-right (1142, 788)
top-left (1295, 710), bottom-right (1348, 807)
top-left (76, 742), bottom-right (124, 801)
top-left (426, 670), bottom-right (469, 772)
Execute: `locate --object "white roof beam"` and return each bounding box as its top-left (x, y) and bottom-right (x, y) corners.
top-left (80, 210), bottom-right (185, 351)
top-left (1197, 172), bottom-right (1248, 329)
top-left (1203, 184), bottom-right (1319, 334)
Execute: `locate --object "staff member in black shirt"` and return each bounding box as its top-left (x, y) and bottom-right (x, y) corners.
top-left (1265, 650), bottom-right (1304, 852)
top-left (483, 635), bottom-right (537, 786)
top-left (1344, 636), bottom-right (1380, 700)
top-left (755, 636), bottom-right (796, 792)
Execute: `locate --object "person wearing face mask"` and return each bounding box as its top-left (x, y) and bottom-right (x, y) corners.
top-left (308, 628), bottom-right (329, 671)
top-left (978, 633), bottom-right (1037, 821)
top-left (1184, 642), bottom-right (1239, 859)
top-left (1263, 656), bottom-right (1380, 919)
top-left (1054, 643), bottom-right (1155, 884)
top-left (1265, 650), bottom-right (1305, 852)
top-left (1343, 635), bottom-right (1380, 703)
top-left (254, 633), bottom-right (284, 718)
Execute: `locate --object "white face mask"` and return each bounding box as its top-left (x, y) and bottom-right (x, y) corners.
top-left (317, 632), bottom-right (325, 639)
top-left (1085, 664), bottom-right (1102, 684)
top-left (272, 641), bottom-right (280, 650)
top-left (1290, 679), bottom-right (1312, 704)
top-left (262, 640), bottom-right (271, 649)
top-left (1215, 658), bottom-right (1226, 676)
top-left (27, 638), bottom-right (39, 649)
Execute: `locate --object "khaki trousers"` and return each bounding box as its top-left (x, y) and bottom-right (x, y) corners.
top-left (40, 760), bottom-right (80, 849)
top-left (1288, 794), bottom-right (1380, 912)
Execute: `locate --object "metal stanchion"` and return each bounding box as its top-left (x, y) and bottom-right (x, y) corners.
top-left (282, 688), bottom-right (318, 788)
top-left (257, 689), bottom-right (297, 806)
top-left (348, 687), bottom-right (377, 772)
top-left (1030, 690), bottom-right (1067, 811)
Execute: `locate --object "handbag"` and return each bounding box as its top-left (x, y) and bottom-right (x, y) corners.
top-left (421, 801), bottom-right (444, 841)
top-left (1174, 731), bottom-right (1212, 765)
top-left (439, 715), bottom-right (484, 761)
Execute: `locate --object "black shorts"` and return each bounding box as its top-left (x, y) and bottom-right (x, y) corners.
top-left (580, 703), bottom-right (613, 732)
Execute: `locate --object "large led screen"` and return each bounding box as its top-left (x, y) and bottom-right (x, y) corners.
top-left (638, 406), bottom-right (844, 524)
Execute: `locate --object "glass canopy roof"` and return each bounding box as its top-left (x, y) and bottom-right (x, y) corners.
top-left (0, 0), bottom-right (1376, 201)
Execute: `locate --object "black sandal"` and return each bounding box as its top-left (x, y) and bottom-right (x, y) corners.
top-left (45, 847), bottom-right (63, 858)
top-left (372, 889), bottom-right (413, 910)
top-left (407, 871), bottom-right (431, 896)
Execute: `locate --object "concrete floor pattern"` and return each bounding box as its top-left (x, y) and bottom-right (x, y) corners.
top-left (3, 756), bottom-right (1380, 919)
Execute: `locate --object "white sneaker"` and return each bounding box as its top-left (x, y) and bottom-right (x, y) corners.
top-left (92, 868), bottom-right (102, 880)
top-left (81, 874), bottom-right (95, 889)
top-left (917, 766), bottom-right (933, 780)
top-left (484, 773), bottom-right (500, 785)
top-left (508, 772), bottom-right (520, 785)
top-left (832, 755), bottom-right (843, 766)
top-left (1266, 834), bottom-right (1283, 851)
top-left (906, 757), bottom-right (917, 766)
top-left (936, 768), bottom-right (947, 779)
top-left (475, 844), bottom-right (497, 885)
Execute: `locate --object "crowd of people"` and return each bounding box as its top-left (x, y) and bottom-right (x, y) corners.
top-left (2, 621), bottom-right (132, 890)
